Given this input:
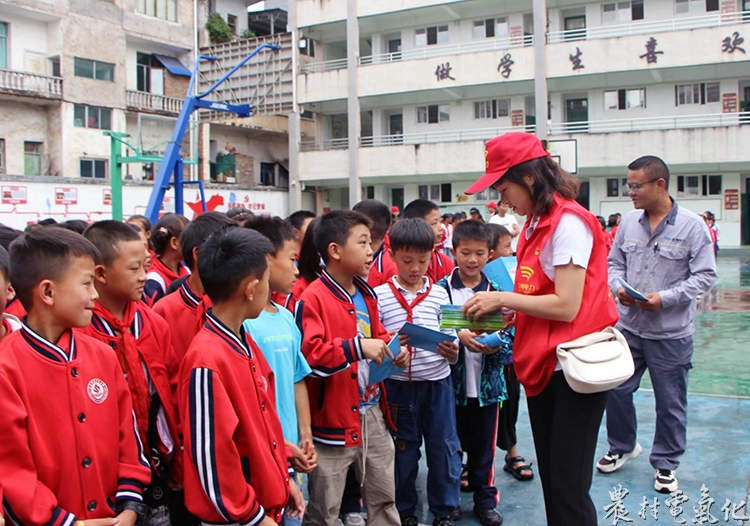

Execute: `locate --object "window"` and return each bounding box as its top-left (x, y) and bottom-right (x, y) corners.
top-left (260, 162), bottom-right (275, 186)
top-left (0, 138), bottom-right (4, 174)
top-left (419, 185), bottom-right (428, 200)
top-left (80, 159), bottom-right (107, 179)
top-left (137, 0), bottom-right (177, 22)
top-left (418, 184), bottom-right (442, 201)
top-left (24, 142), bottom-right (42, 176)
top-left (74, 57), bottom-right (114, 81)
top-left (476, 187), bottom-right (500, 201)
top-left (136, 53), bottom-right (164, 94)
top-left (430, 184), bottom-right (440, 200)
top-left (604, 88), bottom-right (646, 110)
top-left (299, 37), bottom-right (316, 57)
top-left (606, 178), bottom-right (620, 197)
top-left (474, 99), bottom-right (510, 119)
top-left (50, 57), bottom-right (61, 77)
top-left (473, 18), bottom-right (509, 39)
top-left (441, 183), bottom-right (452, 203)
top-left (415, 25), bottom-right (449, 46)
top-left (74, 104), bottom-right (112, 130)
top-left (417, 104), bottom-right (450, 124)
top-left (0, 22), bottom-right (7, 70)
top-left (227, 14), bottom-right (237, 35)
top-left (675, 83), bottom-right (720, 105)
top-left (676, 0), bottom-right (718, 13)
top-left (363, 186), bottom-right (375, 199)
top-left (603, 1), bottom-right (644, 23)
top-left (676, 175), bottom-right (722, 196)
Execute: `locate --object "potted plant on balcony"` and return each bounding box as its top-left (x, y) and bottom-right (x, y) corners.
top-left (207, 13), bottom-right (234, 44)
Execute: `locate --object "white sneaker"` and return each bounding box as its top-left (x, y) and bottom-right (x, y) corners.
top-left (343, 513), bottom-right (366, 526)
top-left (596, 443), bottom-right (643, 473)
top-left (654, 469), bottom-right (679, 493)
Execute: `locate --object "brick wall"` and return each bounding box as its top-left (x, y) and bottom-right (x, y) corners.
top-left (164, 73), bottom-right (190, 99)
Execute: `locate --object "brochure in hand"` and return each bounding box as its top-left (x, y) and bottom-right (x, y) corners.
top-left (440, 304), bottom-right (506, 332)
top-left (617, 277), bottom-right (649, 301)
top-left (367, 337), bottom-right (404, 386)
top-left (398, 322), bottom-right (455, 354)
top-left (483, 256), bottom-right (517, 292)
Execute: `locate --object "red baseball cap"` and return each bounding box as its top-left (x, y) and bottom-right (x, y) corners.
top-left (486, 202), bottom-right (497, 210)
top-left (465, 132), bottom-right (550, 195)
top-left (391, 205), bottom-right (400, 213)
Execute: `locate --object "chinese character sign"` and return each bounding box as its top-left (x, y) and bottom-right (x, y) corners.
top-left (435, 62), bottom-right (455, 82)
top-left (640, 37), bottom-right (664, 64)
top-left (497, 53), bottom-right (514, 79)
top-left (721, 32), bottom-right (746, 54)
top-left (570, 47), bottom-right (585, 70)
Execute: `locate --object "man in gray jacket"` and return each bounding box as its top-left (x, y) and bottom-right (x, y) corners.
top-left (597, 155), bottom-right (717, 493)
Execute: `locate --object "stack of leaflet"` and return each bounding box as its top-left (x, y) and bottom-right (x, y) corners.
top-left (440, 304), bottom-right (506, 332)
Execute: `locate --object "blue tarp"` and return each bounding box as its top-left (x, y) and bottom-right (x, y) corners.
top-left (153, 54), bottom-right (191, 77)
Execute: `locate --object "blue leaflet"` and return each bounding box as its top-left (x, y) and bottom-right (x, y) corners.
top-left (398, 322), bottom-right (455, 354)
top-left (617, 277), bottom-right (649, 301)
top-left (367, 337), bottom-right (404, 386)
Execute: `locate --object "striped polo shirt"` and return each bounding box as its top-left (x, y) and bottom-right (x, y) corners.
top-left (375, 276), bottom-right (458, 382)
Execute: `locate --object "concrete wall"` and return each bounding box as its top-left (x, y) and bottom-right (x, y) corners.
top-left (0, 102), bottom-right (52, 175)
top-left (0, 11), bottom-right (52, 73)
top-left (208, 124), bottom-right (289, 184)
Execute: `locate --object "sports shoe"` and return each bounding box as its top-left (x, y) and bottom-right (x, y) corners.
top-left (432, 518), bottom-right (453, 526)
top-left (596, 443), bottom-right (643, 473)
top-left (654, 469), bottom-right (679, 493)
top-left (474, 508), bottom-right (503, 526)
top-left (344, 513), bottom-right (366, 526)
top-left (401, 516), bottom-right (418, 526)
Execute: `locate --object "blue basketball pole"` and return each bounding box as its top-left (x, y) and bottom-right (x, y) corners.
top-left (144, 44), bottom-right (280, 223)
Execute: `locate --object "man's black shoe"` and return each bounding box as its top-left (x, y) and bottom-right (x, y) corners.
top-left (473, 508), bottom-right (503, 526)
top-left (450, 508), bottom-right (462, 521)
top-left (401, 516), bottom-right (419, 526)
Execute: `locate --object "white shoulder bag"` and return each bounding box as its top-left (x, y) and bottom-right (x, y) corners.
top-left (556, 327), bottom-right (635, 394)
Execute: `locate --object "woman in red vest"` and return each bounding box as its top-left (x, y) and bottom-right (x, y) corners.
top-left (462, 133), bottom-right (618, 526)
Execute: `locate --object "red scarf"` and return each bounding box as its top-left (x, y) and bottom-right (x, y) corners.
top-left (91, 301), bottom-right (177, 468)
top-left (387, 278), bottom-right (432, 380)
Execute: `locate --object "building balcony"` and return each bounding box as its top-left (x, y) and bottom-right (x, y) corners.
top-left (547, 10), bottom-right (750, 44)
top-left (0, 69), bottom-right (62, 101)
top-left (298, 113), bottom-right (750, 182)
top-left (546, 16), bottom-right (750, 81)
top-left (298, 40), bottom-right (535, 105)
top-left (126, 90), bottom-right (183, 116)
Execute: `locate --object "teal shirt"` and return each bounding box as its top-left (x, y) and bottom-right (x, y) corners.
top-left (244, 303), bottom-right (311, 444)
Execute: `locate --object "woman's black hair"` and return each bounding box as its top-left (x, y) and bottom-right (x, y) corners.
top-left (500, 156), bottom-right (580, 217)
top-left (607, 214), bottom-right (619, 228)
top-left (297, 216), bottom-right (322, 283)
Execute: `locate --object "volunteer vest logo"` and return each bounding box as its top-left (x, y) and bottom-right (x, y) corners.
top-left (87, 378), bottom-right (109, 404)
top-left (485, 149), bottom-right (490, 170)
top-left (519, 266), bottom-right (535, 280)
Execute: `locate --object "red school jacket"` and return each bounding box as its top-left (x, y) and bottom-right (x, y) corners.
top-left (0, 325), bottom-right (151, 525)
top-left (143, 257), bottom-right (190, 307)
top-left (513, 194), bottom-right (619, 397)
top-left (79, 302), bottom-right (182, 482)
top-left (296, 269), bottom-right (394, 447)
top-left (153, 279), bottom-right (211, 363)
top-left (179, 311), bottom-right (290, 525)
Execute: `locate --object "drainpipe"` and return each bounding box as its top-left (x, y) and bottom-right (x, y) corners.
top-left (533, 0), bottom-right (548, 140)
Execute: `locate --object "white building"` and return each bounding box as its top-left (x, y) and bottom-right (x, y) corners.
top-left (291, 0), bottom-right (750, 246)
top-left (0, 0), bottom-right (293, 225)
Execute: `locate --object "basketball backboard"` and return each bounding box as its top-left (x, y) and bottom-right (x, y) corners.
top-left (546, 139), bottom-right (578, 174)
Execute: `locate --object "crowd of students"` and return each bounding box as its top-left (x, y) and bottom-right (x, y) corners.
top-left (0, 194), bottom-right (529, 526)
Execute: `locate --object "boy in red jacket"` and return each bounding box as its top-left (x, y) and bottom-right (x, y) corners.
top-left (80, 220), bottom-right (182, 523)
top-left (153, 212), bottom-right (234, 361)
top-left (179, 227), bottom-right (305, 525)
top-left (0, 227), bottom-right (151, 525)
top-left (297, 210), bottom-right (409, 526)
top-left (0, 246), bottom-right (21, 339)
top-left (368, 199), bottom-right (454, 287)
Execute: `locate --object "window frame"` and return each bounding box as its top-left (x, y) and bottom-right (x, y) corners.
top-left (0, 138), bottom-right (5, 174)
top-left (604, 88), bottom-right (646, 110)
top-left (474, 99), bottom-right (511, 119)
top-left (74, 104), bottom-right (112, 131)
top-left (676, 175), bottom-right (722, 197)
top-left (416, 25), bottom-right (449, 47)
top-left (675, 82), bottom-right (720, 105)
top-left (74, 57), bottom-right (115, 82)
top-left (80, 158), bottom-right (108, 179)
top-left (24, 141), bottom-right (43, 176)
top-left (137, 0), bottom-right (177, 22)
top-left (0, 22), bottom-right (7, 70)
top-left (417, 104), bottom-right (449, 124)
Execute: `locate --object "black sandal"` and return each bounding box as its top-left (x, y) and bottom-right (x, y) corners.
top-left (503, 455), bottom-right (534, 481)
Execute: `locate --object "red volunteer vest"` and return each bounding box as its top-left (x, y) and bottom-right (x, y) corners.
top-left (514, 194), bottom-right (619, 397)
